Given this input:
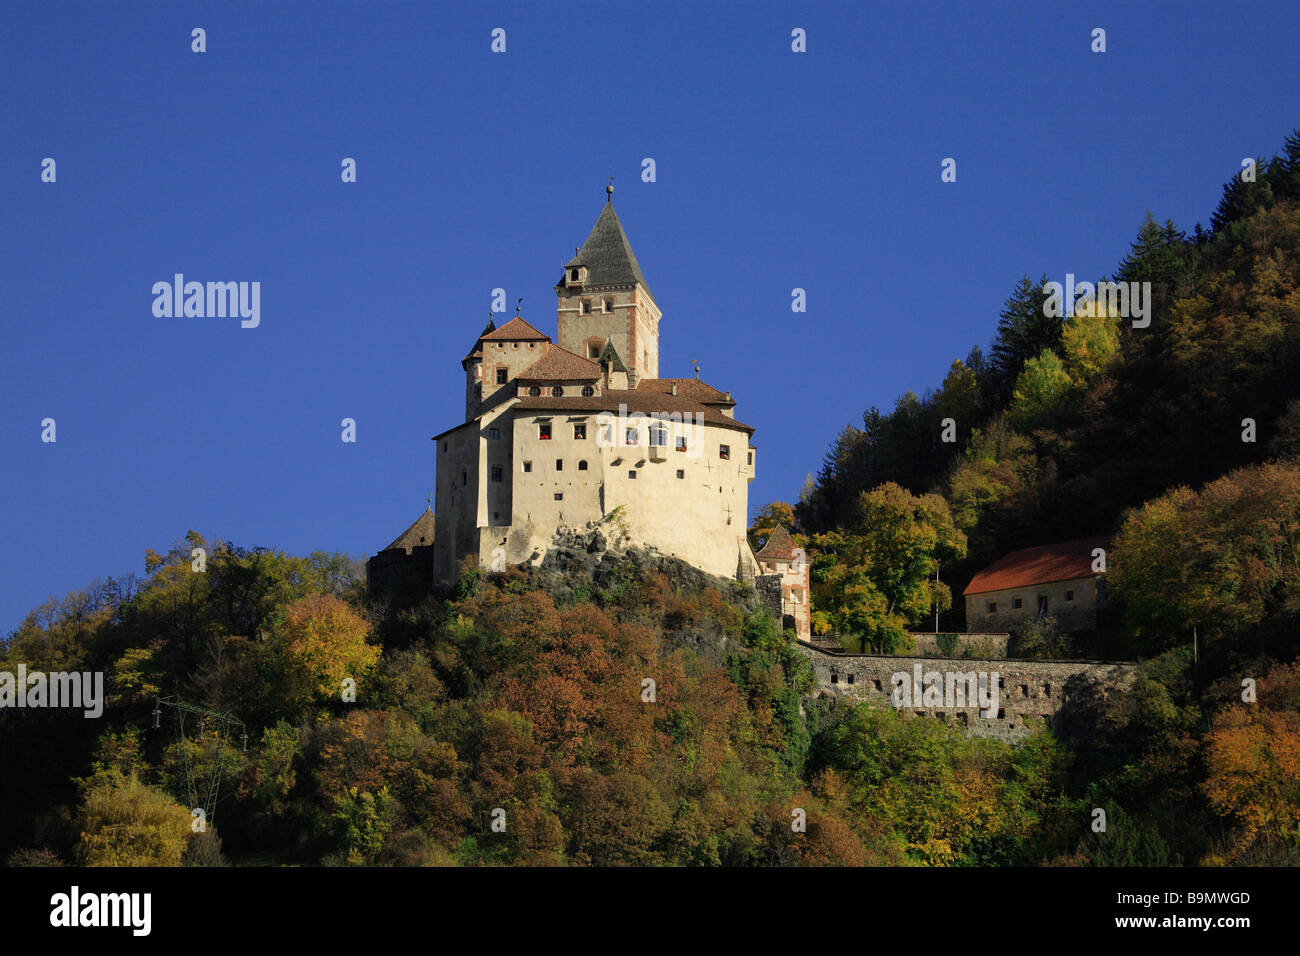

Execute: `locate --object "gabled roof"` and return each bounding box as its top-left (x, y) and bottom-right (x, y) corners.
top-left (562, 204), bottom-right (652, 295)
top-left (598, 340), bottom-right (629, 374)
top-left (755, 525), bottom-right (798, 561)
top-left (637, 378), bottom-right (736, 406)
top-left (383, 508), bottom-right (436, 553)
top-left (482, 316), bottom-right (551, 342)
top-left (517, 346), bottom-right (601, 382)
top-left (964, 536), bottom-right (1111, 595)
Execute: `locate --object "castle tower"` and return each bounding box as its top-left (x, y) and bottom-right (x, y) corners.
top-left (555, 184), bottom-right (661, 385)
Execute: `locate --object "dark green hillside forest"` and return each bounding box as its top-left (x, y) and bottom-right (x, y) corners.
top-left (3, 130), bottom-right (1300, 868)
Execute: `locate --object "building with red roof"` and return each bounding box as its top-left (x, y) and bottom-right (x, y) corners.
top-left (963, 536), bottom-right (1110, 632)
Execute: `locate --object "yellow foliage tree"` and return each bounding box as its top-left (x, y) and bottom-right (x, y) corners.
top-left (77, 773), bottom-right (192, 866)
top-left (270, 594), bottom-right (380, 710)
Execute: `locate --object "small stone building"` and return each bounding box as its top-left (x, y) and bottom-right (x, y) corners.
top-left (753, 525), bottom-right (810, 642)
top-left (963, 536), bottom-right (1109, 632)
top-left (367, 506), bottom-right (436, 605)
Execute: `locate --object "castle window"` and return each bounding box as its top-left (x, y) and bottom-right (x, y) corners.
top-left (528, 386), bottom-right (542, 397)
top-left (719, 444), bottom-right (730, 460)
top-left (676, 436), bottom-right (687, 452)
top-left (582, 385), bottom-right (595, 397)
top-left (1013, 598), bottom-right (1023, 609)
top-left (554, 493), bottom-right (563, 501)
top-left (603, 298), bottom-right (614, 313)
top-left (570, 269), bottom-right (579, 282)
top-left (555, 459), bottom-right (563, 471)
top-left (539, 423), bottom-right (551, 440)
top-left (588, 344), bottom-right (600, 358)
top-left (489, 427), bottom-right (500, 440)
top-left (830, 673), bottom-right (838, 684)
top-left (573, 423), bottom-right (586, 439)
top-left (1065, 589), bottom-right (1074, 601)
top-left (628, 470), bottom-right (637, 479)
top-left (523, 461), bottom-right (532, 472)
top-left (496, 368), bottom-right (507, 384)
top-left (461, 471), bottom-right (467, 486)
top-left (582, 300), bottom-right (592, 314)
top-left (551, 386), bottom-right (564, 397)
top-left (578, 460), bottom-right (588, 471)
top-left (650, 426), bottom-right (668, 447)
top-left (987, 601), bottom-right (997, 614)
top-left (747, 451), bottom-right (753, 465)
top-left (491, 466), bottom-right (503, 482)
top-left (676, 469), bottom-right (684, 479)
top-left (847, 673), bottom-right (855, 685)
top-left (625, 428), bottom-right (638, 445)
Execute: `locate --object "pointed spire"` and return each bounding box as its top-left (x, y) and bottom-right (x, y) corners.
top-left (562, 202), bottom-right (650, 295)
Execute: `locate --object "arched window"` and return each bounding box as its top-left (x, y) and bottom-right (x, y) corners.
top-left (570, 269), bottom-right (579, 281)
top-left (551, 386), bottom-right (564, 397)
top-left (581, 385), bottom-right (595, 397)
top-left (528, 386), bottom-right (541, 397)
top-left (578, 460), bottom-right (588, 471)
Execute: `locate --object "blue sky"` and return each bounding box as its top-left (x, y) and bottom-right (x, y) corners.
top-left (3, 1), bottom-right (1298, 630)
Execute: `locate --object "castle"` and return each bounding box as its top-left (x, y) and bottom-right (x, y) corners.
top-left (429, 187), bottom-right (766, 589)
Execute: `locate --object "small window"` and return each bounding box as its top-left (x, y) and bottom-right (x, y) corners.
top-left (551, 386), bottom-right (564, 397)
top-left (539, 423), bottom-right (551, 440)
top-left (554, 493), bottom-right (563, 501)
top-left (582, 300), bottom-right (592, 314)
top-left (847, 673), bottom-right (855, 685)
top-left (719, 444), bottom-right (730, 460)
top-left (676, 469), bottom-right (684, 479)
top-left (628, 470), bottom-right (637, 479)
top-left (522, 461), bottom-right (532, 473)
top-left (1065, 589), bottom-right (1074, 602)
top-left (528, 386), bottom-right (542, 397)
top-left (603, 298), bottom-right (614, 313)
top-left (573, 424), bottom-right (586, 439)
top-left (578, 460), bottom-right (588, 471)
top-left (987, 601), bottom-right (997, 614)
top-left (830, 673), bottom-right (838, 685)
top-left (488, 427), bottom-right (500, 440)
top-left (650, 426), bottom-right (668, 447)
top-left (490, 465), bottom-right (503, 482)
top-left (461, 471), bottom-right (467, 486)
top-left (625, 428), bottom-right (639, 446)
top-left (676, 436), bottom-right (688, 452)
top-left (581, 385), bottom-right (595, 397)
top-left (1013, 598), bottom-right (1023, 609)
top-left (495, 368), bottom-right (507, 384)
top-left (587, 344), bottom-right (600, 358)
top-left (570, 269), bottom-right (579, 281)
top-left (555, 459), bottom-right (563, 471)
top-left (747, 451), bottom-right (753, 465)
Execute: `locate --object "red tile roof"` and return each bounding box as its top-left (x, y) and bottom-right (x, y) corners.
top-left (482, 316), bottom-right (551, 342)
top-left (636, 378), bottom-right (735, 405)
top-left (964, 536), bottom-right (1111, 595)
top-left (517, 346), bottom-right (602, 381)
top-left (755, 525), bottom-right (798, 560)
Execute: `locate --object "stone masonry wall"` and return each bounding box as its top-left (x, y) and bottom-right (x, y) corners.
top-left (796, 641), bottom-right (1137, 744)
